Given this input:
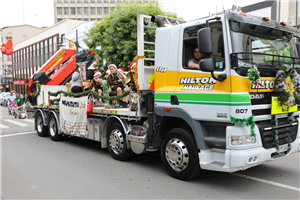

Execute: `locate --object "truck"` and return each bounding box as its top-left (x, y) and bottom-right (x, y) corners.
top-left (26, 8), bottom-right (300, 180)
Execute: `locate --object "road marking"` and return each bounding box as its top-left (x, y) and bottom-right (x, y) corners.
top-left (0, 124), bottom-right (9, 129)
top-left (4, 119), bottom-right (28, 127)
top-left (0, 131), bottom-right (36, 138)
top-left (232, 173), bottom-right (300, 192)
top-left (22, 119), bottom-right (34, 123)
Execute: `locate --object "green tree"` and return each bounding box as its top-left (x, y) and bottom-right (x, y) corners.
top-left (83, 2), bottom-right (181, 76)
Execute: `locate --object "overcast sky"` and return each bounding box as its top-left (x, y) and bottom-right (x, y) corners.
top-left (0, 0), bottom-right (264, 29)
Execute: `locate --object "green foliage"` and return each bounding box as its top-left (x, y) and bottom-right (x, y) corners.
top-left (247, 66), bottom-right (260, 85)
top-left (230, 115), bottom-right (256, 136)
top-left (83, 2), bottom-right (181, 77)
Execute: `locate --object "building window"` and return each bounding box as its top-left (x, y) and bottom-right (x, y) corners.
top-left (84, 7), bottom-right (89, 15)
top-left (64, 0), bottom-right (69, 3)
top-left (84, 0), bottom-right (89, 3)
top-left (77, 0), bottom-right (82, 2)
top-left (57, 7), bottom-right (62, 15)
top-left (57, 0), bottom-right (62, 3)
top-left (104, 7), bottom-right (109, 14)
top-left (97, 7), bottom-right (102, 14)
top-left (57, 18), bottom-right (63, 22)
top-left (144, 0), bottom-right (148, 2)
top-left (71, 0), bottom-right (76, 2)
top-left (91, 18), bottom-right (96, 21)
top-left (111, 0), bottom-right (115, 3)
top-left (104, 0), bottom-right (108, 3)
top-left (117, 0), bottom-right (122, 2)
top-left (71, 7), bottom-right (76, 14)
top-left (97, 0), bottom-right (102, 2)
top-left (110, 7), bottom-right (114, 12)
top-left (90, 7), bottom-right (95, 14)
top-left (130, 0), bottom-right (135, 3)
top-left (98, 18), bottom-right (102, 21)
top-left (84, 18), bottom-right (89, 21)
top-left (64, 7), bottom-right (69, 14)
top-left (77, 7), bottom-right (82, 14)
top-left (91, 0), bottom-right (95, 2)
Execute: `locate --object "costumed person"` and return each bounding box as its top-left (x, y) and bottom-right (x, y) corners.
top-left (92, 70), bottom-right (103, 106)
top-left (104, 69), bottom-right (110, 83)
top-left (15, 93), bottom-right (24, 107)
top-left (108, 64), bottom-right (128, 108)
top-left (70, 68), bottom-right (83, 93)
top-left (127, 62), bottom-right (137, 92)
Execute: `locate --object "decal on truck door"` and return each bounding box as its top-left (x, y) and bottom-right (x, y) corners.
top-left (180, 76), bottom-right (217, 91)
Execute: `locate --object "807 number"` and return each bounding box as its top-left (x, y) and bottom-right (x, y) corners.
top-left (235, 109), bottom-right (248, 114)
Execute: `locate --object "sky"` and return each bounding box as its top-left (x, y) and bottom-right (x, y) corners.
top-left (0, 0), bottom-right (264, 29)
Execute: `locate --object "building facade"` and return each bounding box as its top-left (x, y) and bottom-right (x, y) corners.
top-left (54, 0), bottom-right (157, 23)
top-left (12, 19), bottom-right (84, 95)
top-left (1, 25), bottom-right (44, 92)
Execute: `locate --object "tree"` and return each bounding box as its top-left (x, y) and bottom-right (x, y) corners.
top-left (83, 2), bottom-right (181, 76)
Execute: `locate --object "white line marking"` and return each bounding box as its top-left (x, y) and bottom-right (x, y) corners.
top-left (0, 131), bottom-right (36, 138)
top-left (4, 119), bottom-right (28, 127)
top-left (22, 119), bottom-right (34, 123)
top-left (0, 124), bottom-right (9, 129)
top-left (232, 173), bottom-right (300, 192)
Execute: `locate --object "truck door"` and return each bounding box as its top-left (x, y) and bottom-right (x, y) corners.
top-left (173, 19), bottom-right (232, 121)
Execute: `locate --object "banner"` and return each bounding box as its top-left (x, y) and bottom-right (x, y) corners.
top-left (60, 96), bottom-right (88, 137)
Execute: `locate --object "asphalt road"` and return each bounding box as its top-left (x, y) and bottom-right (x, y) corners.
top-left (1, 133), bottom-right (300, 200)
top-left (0, 105), bottom-right (35, 134)
top-left (1, 105), bottom-right (300, 199)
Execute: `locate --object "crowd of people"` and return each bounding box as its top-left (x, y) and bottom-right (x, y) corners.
top-left (7, 91), bottom-right (26, 118)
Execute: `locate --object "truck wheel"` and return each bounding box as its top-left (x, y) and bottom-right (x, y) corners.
top-left (35, 112), bottom-right (48, 137)
top-left (107, 124), bottom-right (134, 161)
top-left (161, 128), bottom-right (201, 180)
top-left (48, 114), bottom-right (63, 141)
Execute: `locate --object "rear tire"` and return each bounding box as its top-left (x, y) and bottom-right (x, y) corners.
top-left (48, 114), bottom-right (63, 141)
top-left (107, 124), bottom-right (134, 161)
top-left (35, 112), bottom-right (48, 137)
top-left (161, 128), bottom-right (201, 180)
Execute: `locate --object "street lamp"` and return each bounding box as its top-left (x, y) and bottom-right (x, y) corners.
top-left (57, 30), bottom-right (81, 51)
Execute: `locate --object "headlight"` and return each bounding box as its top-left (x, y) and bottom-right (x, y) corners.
top-left (231, 135), bottom-right (256, 146)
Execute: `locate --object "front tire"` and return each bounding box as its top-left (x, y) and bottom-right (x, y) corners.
top-left (161, 128), bottom-right (201, 180)
top-left (107, 124), bottom-right (134, 161)
top-left (48, 114), bottom-right (63, 141)
top-left (35, 112), bottom-right (48, 137)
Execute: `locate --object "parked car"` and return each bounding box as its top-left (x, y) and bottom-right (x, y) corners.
top-left (0, 92), bottom-right (10, 106)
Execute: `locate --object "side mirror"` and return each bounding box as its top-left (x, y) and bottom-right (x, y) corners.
top-left (200, 58), bottom-right (227, 82)
top-left (296, 42), bottom-right (300, 58)
top-left (199, 57), bottom-right (215, 72)
top-left (197, 28), bottom-right (213, 54)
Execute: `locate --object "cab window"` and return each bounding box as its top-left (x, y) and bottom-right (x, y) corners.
top-left (183, 22), bottom-right (225, 70)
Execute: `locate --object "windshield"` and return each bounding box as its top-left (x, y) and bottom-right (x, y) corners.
top-left (229, 19), bottom-right (300, 68)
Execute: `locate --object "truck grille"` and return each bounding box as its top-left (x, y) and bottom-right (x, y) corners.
top-left (256, 117), bottom-right (298, 149)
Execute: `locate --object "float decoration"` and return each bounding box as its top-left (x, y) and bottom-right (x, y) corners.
top-left (230, 115), bottom-right (256, 137)
top-left (247, 66), bottom-right (263, 92)
top-left (133, 55), bottom-right (145, 95)
top-left (275, 64), bottom-right (300, 109)
top-left (0, 39), bottom-right (13, 55)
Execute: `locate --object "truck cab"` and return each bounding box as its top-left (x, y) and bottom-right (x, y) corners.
top-left (153, 10), bottom-right (300, 174)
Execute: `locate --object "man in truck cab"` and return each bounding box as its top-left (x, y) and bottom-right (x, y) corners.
top-left (188, 47), bottom-right (202, 69)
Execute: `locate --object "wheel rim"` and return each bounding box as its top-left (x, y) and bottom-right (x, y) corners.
top-left (36, 116), bottom-right (43, 133)
top-left (165, 138), bottom-right (189, 172)
top-left (49, 118), bottom-right (57, 137)
top-left (109, 129), bottom-right (124, 155)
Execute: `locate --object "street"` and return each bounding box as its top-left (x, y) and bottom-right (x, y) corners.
top-left (1, 105), bottom-right (300, 199)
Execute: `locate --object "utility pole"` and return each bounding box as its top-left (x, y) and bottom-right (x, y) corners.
top-left (297, 0), bottom-right (298, 28)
